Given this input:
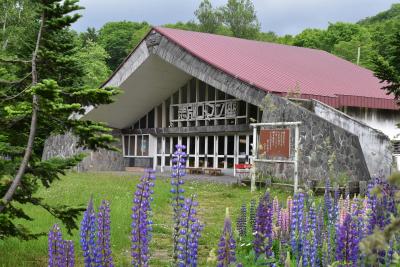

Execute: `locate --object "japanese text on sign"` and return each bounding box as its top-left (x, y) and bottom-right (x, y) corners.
top-left (258, 128), bottom-right (290, 158)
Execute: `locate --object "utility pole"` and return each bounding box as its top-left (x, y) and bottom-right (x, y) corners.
top-left (357, 46), bottom-right (361, 65)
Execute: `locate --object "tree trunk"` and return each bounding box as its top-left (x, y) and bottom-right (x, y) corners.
top-left (2, 10), bottom-right (8, 51)
top-left (0, 12), bottom-right (45, 213)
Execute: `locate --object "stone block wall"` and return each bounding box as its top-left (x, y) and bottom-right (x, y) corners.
top-left (312, 100), bottom-right (392, 178)
top-left (260, 94), bottom-right (371, 184)
top-left (42, 131), bottom-right (129, 172)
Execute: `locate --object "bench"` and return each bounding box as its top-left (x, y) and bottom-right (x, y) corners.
top-left (186, 167), bottom-right (203, 175)
top-left (203, 168), bottom-right (222, 176)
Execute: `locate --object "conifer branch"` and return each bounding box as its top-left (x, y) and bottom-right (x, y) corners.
top-left (0, 12), bottom-right (45, 213)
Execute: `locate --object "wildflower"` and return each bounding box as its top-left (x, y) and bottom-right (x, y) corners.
top-left (131, 169), bottom-right (156, 267)
top-left (218, 211), bottom-right (237, 267)
top-left (95, 200), bottom-right (114, 266)
top-left (80, 197), bottom-right (97, 266)
top-left (236, 203), bottom-right (247, 238)
top-left (171, 144), bottom-right (187, 261)
top-left (253, 191), bottom-right (273, 259)
top-left (291, 192), bottom-right (305, 263)
top-left (308, 205), bottom-right (318, 267)
top-left (48, 224), bottom-right (75, 267)
top-left (177, 195), bottom-right (202, 267)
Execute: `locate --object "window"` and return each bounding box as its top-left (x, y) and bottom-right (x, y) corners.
top-left (124, 136), bottom-right (129, 155)
top-left (122, 134), bottom-right (149, 157)
top-left (157, 137), bottom-right (162, 154)
top-left (393, 140), bottom-right (400, 155)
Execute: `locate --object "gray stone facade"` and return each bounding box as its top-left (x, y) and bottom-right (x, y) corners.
top-left (259, 95), bottom-right (372, 183)
top-left (42, 131), bottom-right (129, 172)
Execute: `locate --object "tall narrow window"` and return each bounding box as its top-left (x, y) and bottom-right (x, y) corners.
top-left (124, 136), bottom-right (129, 155)
top-left (137, 135), bottom-right (142, 156)
top-left (129, 136), bottom-right (136, 156)
top-left (142, 135), bottom-right (149, 156)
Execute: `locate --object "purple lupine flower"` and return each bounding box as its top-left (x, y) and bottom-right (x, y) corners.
top-left (333, 187), bottom-right (340, 223)
top-left (64, 240), bottom-right (75, 267)
top-left (95, 200), bottom-right (114, 266)
top-left (49, 224), bottom-right (63, 267)
top-left (80, 197), bottom-right (97, 267)
top-left (48, 224), bottom-right (75, 267)
top-left (171, 144), bottom-right (187, 262)
top-left (308, 205), bottom-right (318, 267)
top-left (218, 214), bottom-right (237, 267)
top-left (290, 193), bottom-right (298, 260)
top-left (236, 203), bottom-right (247, 238)
top-left (253, 191), bottom-right (273, 259)
top-left (291, 192), bottom-right (305, 264)
top-left (131, 169), bottom-right (156, 267)
top-left (336, 213), bottom-right (353, 264)
top-left (387, 238), bottom-right (394, 267)
top-left (249, 199), bottom-right (257, 232)
top-left (177, 195), bottom-right (202, 267)
top-left (302, 209), bottom-right (309, 267)
top-left (348, 201), bottom-right (361, 266)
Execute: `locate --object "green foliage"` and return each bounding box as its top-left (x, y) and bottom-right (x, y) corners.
top-left (194, 0), bottom-right (221, 33)
top-left (372, 24), bottom-right (400, 103)
top-left (292, 28), bottom-right (326, 49)
top-left (219, 0), bottom-right (260, 39)
top-left (74, 41), bottom-right (111, 88)
top-left (359, 3), bottom-right (400, 26)
top-left (0, 0), bottom-right (119, 240)
top-left (97, 21), bottom-right (150, 70)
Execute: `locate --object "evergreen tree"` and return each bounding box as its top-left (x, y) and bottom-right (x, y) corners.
top-left (0, 0), bottom-right (119, 239)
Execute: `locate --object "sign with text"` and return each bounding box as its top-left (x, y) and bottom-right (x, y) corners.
top-left (258, 128), bottom-right (290, 158)
top-left (172, 100), bottom-right (238, 121)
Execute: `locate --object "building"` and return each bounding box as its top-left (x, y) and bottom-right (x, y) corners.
top-left (43, 27), bottom-right (399, 183)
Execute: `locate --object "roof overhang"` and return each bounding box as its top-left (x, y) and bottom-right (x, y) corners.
top-left (83, 41), bottom-right (190, 128)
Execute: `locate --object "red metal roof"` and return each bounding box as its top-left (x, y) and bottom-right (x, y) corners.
top-left (155, 27), bottom-right (397, 110)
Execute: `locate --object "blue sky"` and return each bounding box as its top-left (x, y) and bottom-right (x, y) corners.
top-left (72, 0), bottom-right (399, 35)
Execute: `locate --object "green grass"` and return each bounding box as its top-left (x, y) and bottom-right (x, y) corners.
top-left (0, 172), bottom-right (291, 266)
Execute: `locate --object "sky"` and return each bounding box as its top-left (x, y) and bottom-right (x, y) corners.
top-left (72, 0), bottom-right (399, 35)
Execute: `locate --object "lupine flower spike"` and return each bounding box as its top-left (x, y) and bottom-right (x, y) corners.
top-left (177, 195), bottom-right (202, 267)
top-left (131, 169), bottom-right (156, 267)
top-left (236, 203), bottom-right (247, 238)
top-left (96, 200), bottom-right (114, 266)
top-left (80, 197), bottom-right (97, 266)
top-left (171, 144), bottom-right (187, 262)
top-left (253, 191), bottom-right (273, 259)
top-left (218, 208), bottom-right (237, 267)
top-left (48, 224), bottom-right (75, 267)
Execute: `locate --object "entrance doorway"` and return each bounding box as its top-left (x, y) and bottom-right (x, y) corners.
top-left (156, 133), bottom-right (252, 172)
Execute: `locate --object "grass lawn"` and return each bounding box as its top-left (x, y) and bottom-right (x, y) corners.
top-left (0, 172), bottom-right (291, 266)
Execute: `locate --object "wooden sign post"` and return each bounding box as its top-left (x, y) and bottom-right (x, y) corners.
top-left (250, 122), bottom-right (301, 193)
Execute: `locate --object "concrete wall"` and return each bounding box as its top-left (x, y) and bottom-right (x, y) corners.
top-left (42, 131), bottom-right (129, 172)
top-left (313, 100), bottom-right (392, 177)
top-left (344, 107), bottom-right (400, 140)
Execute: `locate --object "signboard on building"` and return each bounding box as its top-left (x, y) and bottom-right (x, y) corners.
top-left (258, 128), bottom-right (290, 158)
top-left (172, 100), bottom-right (238, 122)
